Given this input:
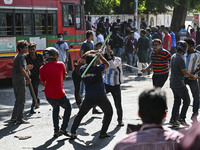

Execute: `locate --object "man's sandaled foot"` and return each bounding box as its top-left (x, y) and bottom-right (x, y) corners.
top-left (10, 118), bottom-right (17, 123)
top-left (99, 133), bottom-right (110, 138)
top-left (16, 119), bottom-right (30, 124)
top-left (53, 132), bottom-right (62, 138)
top-left (70, 134), bottom-right (77, 140)
top-left (59, 130), bottom-right (71, 137)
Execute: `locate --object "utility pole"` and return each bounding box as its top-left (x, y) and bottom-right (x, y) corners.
top-left (134, 0), bottom-right (138, 29)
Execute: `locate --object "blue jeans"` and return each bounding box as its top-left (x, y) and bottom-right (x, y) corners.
top-left (80, 80), bottom-right (85, 97)
top-left (127, 53), bottom-right (134, 71)
top-left (114, 47), bottom-right (122, 58)
top-left (46, 95), bottom-right (72, 132)
top-left (170, 86), bottom-right (190, 120)
top-left (184, 78), bottom-right (199, 116)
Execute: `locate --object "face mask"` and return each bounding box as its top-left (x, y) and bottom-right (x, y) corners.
top-left (58, 38), bottom-right (63, 41)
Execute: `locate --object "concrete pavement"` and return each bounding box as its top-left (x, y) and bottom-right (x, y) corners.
top-left (0, 69), bottom-right (197, 150)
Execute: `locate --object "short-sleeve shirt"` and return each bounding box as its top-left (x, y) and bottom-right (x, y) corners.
top-left (178, 29), bottom-right (187, 41)
top-left (97, 34), bottom-right (104, 42)
top-left (170, 32), bottom-right (176, 48)
top-left (12, 52), bottom-right (26, 85)
top-left (80, 64), bottom-right (106, 99)
top-left (151, 48), bottom-right (171, 75)
top-left (163, 33), bottom-right (171, 50)
top-left (55, 41), bottom-right (69, 63)
top-left (81, 40), bottom-right (94, 54)
top-left (25, 53), bottom-right (43, 80)
top-left (170, 53), bottom-right (186, 88)
top-left (40, 61), bottom-right (67, 99)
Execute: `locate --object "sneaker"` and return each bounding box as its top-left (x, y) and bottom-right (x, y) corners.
top-left (30, 109), bottom-right (36, 114)
top-left (16, 119), bottom-right (30, 124)
top-left (169, 120), bottom-right (180, 127)
top-left (117, 121), bottom-right (124, 127)
top-left (178, 118), bottom-right (189, 126)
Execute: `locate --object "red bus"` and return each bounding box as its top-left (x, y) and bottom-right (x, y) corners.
top-left (0, 0), bottom-right (86, 79)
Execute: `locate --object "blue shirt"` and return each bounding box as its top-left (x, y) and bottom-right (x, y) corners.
top-left (80, 64), bottom-right (106, 99)
top-left (170, 32), bottom-right (176, 48)
top-left (81, 40), bottom-right (94, 54)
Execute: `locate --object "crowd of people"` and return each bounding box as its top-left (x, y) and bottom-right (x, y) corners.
top-left (9, 16), bottom-right (200, 149)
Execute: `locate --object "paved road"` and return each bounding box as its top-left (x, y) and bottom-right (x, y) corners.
top-left (0, 69), bottom-right (196, 150)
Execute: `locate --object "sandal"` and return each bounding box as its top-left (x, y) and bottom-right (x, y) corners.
top-left (99, 133), bottom-right (110, 139)
top-left (53, 132), bottom-right (62, 138)
top-left (59, 130), bottom-right (71, 137)
top-left (70, 134), bottom-right (77, 140)
top-left (16, 119), bottom-right (30, 124)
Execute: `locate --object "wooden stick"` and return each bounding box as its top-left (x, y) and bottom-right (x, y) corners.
top-left (81, 32), bottom-right (113, 78)
top-left (29, 82), bottom-right (39, 109)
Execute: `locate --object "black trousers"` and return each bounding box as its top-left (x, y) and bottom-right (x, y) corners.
top-left (152, 73), bottom-right (169, 88)
top-left (72, 70), bottom-right (82, 105)
top-left (71, 95), bottom-right (113, 135)
top-left (105, 84), bottom-right (123, 121)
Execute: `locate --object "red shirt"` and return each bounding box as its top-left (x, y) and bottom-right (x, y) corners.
top-left (40, 61), bottom-right (67, 99)
top-left (163, 33), bottom-right (171, 50)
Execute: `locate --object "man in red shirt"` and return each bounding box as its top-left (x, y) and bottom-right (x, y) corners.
top-left (40, 47), bottom-right (71, 137)
top-left (163, 27), bottom-right (171, 51)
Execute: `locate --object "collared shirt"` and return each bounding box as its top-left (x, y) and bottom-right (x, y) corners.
top-left (103, 57), bottom-right (124, 86)
top-left (25, 52), bottom-right (43, 80)
top-left (183, 51), bottom-right (200, 74)
top-left (151, 48), bottom-right (171, 75)
top-left (114, 124), bottom-right (183, 150)
top-left (55, 41), bottom-right (69, 63)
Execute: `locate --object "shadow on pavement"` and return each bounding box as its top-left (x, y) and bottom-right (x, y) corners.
top-left (69, 126), bottom-right (121, 150)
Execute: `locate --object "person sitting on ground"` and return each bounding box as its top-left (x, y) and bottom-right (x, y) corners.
top-left (114, 88), bottom-right (184, 150)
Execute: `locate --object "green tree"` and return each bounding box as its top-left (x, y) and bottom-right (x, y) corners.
top-left (84, 0), bottom-right (120, 15)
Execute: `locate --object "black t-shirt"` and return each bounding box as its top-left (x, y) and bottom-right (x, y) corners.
top-left (81, 40), bottom-right (94, 54)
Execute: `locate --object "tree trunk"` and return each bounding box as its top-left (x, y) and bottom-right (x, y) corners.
top-left (171, 0), bottom-right (187, 33)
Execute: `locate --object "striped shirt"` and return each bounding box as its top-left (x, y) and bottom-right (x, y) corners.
top-left (183, 51), bottom-right (200, 74)
top-left (114, 124), bottom-right (183, 150)
top-left (151, 49), bottom-right (171, 75)
top-left (104, 57), bottom-right (124, 86)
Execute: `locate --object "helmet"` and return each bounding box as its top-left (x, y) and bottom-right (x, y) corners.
top-left (196, 44), bottom-right (200, 51)
top-left (177, 41), bottom-right (188, 54)
top-left (43, 47), bottom-right (59, 60)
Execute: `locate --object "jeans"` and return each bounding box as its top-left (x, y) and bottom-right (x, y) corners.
top-left (29, 78), bottom-right (40, 109)
top-left (46, 95), bottom-right (72, 132)
top-left (72, 70), bottom-right (82, 105)
top-left (12, 80), bottom-right (26, 121)
top-left (80, 80), bottom-right (85, 97)
top-left (147, 48), bottom-right (152, 63)
top-left (170, 86), bottom-right (190, 120)
top-left (114, 47), bottom-right (122, 58)
top-left (105, 84), bottom-right (123, 121)
top-left (127, 53), bottom-right (134, 71)
top-left (71, 95), bottom-right (113, 135)
top-left (152, 73), bottom-right (169, 88)
top-left (184, 78), bottom-right (199, 116)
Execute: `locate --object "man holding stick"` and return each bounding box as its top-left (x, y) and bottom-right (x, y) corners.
top-left (71, 50), bottom-right (113, 139)
top-left (25, 42), bottom-right (43, 113)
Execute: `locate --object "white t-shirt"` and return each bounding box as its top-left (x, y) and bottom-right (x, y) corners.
top-left (55, 42), bottom-right (69, 63)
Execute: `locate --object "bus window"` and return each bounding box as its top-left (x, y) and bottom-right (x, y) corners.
top-left (62, 4), bottom-right (74, 27)
top-left (34, 14), bottom-right (46, 35)
top-left (0, 12), bottom-right (13, 36)
top-left (48, 13), bottom-right (57, 35)
top-left (15, 13), bottom-right (23, 35)
top-left (75, 5), bottom-right (84, 30)
top-left (23, 14), bottom-right (32, 35)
